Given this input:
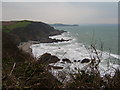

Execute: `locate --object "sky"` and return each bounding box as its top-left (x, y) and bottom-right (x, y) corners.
top-left (1, 0), bottom-right (120, 2)
top-left (2, 2), bottom-right (118, 24)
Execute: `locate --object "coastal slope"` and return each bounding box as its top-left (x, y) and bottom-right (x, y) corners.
top-left (2, 20), bottom-right (64, 88)
top-left (2, 20), bottom-right (65, 43)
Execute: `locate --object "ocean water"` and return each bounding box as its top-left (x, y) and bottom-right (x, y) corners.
top-left (54, 24), bottom-right (118, 55)
top-left (30, 24), bottom-right (120, 79)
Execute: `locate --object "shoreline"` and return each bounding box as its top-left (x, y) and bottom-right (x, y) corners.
top-left (18, 32), bottom-right (71, 57)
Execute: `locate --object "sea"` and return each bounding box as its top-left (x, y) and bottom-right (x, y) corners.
top-left (30, 24), bottom-right (120, 81)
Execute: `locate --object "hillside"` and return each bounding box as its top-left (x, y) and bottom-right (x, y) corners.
top-left (2, 32), bottom-right (62, 89)
top-left (2, 21), bottom-right (64, 89)
top-left (2, 20), bottom-right (65, 43)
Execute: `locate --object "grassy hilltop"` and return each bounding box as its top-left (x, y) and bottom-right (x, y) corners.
top-left (2, 20), bottom-right (31, 32)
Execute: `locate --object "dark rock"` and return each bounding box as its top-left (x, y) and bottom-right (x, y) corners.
top-left (38, 53), bottom-right (60, 64)
top-left (50, 56), bottom-right (60, 63)
top-left (78, 60), bottom-right (81, 62)
top-left (81, 58), bottom-right (90, 63)
top-left (60, 62), bottom-right (65, 64)
top-left (49, 30), bottom-right (65, 36)
top-left (62, 58), bottom-right (71, 63)
top-left (39, 37), bottom-right (70, 43)
top-left (74, 60), bottom-right (77, 62)
top-left (49, 65), bottom-right (63, 69)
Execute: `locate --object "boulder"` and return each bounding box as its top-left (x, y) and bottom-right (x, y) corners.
top-left (78, 60), bottom-right (81, 62)
top-left (38, 53), bottom-right (60, 64)
top-left (74, 60), bottom-right (77, 62)
top-left (62, 58), bottom-right (71, 63)
top-left (81, 58), bottom-right (90, 63)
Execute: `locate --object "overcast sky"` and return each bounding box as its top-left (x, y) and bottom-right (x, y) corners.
top-left (2, 0), bottom-right (120, 2)
top-left (2, 2), bottom-right (118, 24)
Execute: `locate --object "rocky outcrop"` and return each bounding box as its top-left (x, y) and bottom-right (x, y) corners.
top-left (38, 53), bottom-right (60, 64)
top-left (48, 65), bottom-right (63, 69)
top-left (39, 37), bottom-right (70, 43)
top-left (74, 60), bottom-right (77, 62)
top-left (81, 58), bottom-right (90, 63)
top-left (62, 58), bottom-right (71, 63)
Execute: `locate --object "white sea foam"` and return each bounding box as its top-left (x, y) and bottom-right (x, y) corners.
top-left (49, 32), bottom-right (72, 40)
top-left (30, 32), bottom-right (120, 80)
top-left (110, 53), bottom-right (120, 59)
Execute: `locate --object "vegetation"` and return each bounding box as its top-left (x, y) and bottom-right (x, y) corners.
top-left (2, 21), bottom-right (31, 32)
top-left (3, 59), bottom-right (62, 89)
top-left (2, 32), bottom-right (62, 89)
top-left (66, 69), bottom-right (120, 89)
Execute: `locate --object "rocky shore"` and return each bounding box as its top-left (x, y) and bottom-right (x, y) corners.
top-left (18, 35), bottom-right (71, 57)
top-left (2, 20), bottom-right (69, 57)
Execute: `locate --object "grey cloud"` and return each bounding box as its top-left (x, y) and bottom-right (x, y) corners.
top-left (2, 2), bottom-right (118, 24)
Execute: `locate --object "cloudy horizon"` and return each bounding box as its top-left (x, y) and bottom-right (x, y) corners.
top-left (2, 2), bottom-right (118, 24)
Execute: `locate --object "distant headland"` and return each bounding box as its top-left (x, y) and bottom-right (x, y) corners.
top-left (50, 23), bottom-right (79, 26)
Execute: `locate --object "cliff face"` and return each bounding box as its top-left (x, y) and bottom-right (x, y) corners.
top-left (2, 20), bottom-right (65, 43)
top-left (2, 21), bottom-right (63, 88)
top-left (2, 32), bottom-right (62, 89)
top-left (2, 20), bottom-right (66, 60)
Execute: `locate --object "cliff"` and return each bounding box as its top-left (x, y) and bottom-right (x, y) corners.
top-left (2, 21), bottom-right (63, 88)
top-left (2, 20), bottom-right (65, 44)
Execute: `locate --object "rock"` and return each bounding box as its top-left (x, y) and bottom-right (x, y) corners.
top-left (78, 60), bottom-right (81, 62)
top-left (81, 58), bottom-right (90, 63)
top-left (50, 56), bottom-right (60, 63)
top-left (51, 38), bottom-right (70, 43)
top-left (49, 30), bottom-right (65, 36)
top-left (49, 65), bottom-right (63, 69)
top-left (62, 58), bottom-right (71, 63)
top-left (39, 38), bottom-right (70, 43)
top-left (60, 62), bottom-right (65, 64)
top-left (38, 53), bottom-right (60, 64)
top-left (74, 60), bottom-right (77, 62)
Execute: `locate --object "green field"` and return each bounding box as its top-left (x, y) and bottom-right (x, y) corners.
top-left (3, 21), bottom-right (31, 32)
